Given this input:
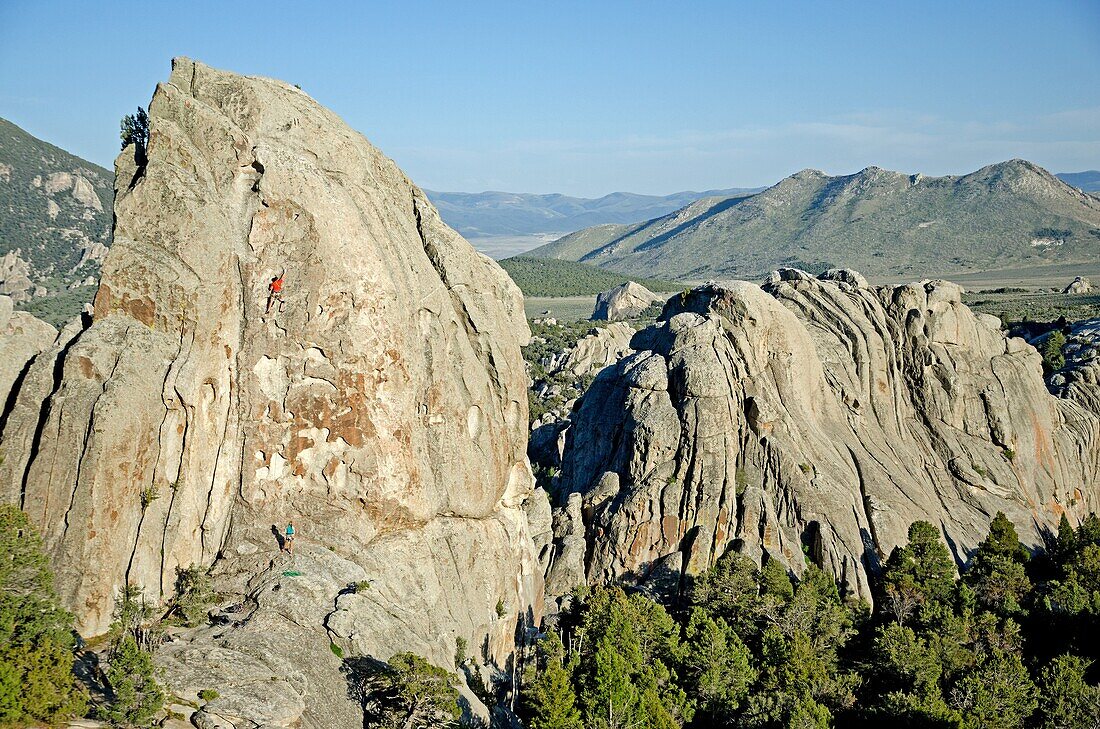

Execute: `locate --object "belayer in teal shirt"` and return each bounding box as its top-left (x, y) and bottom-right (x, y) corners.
top-left (284, 522), bottom-right (295, 555)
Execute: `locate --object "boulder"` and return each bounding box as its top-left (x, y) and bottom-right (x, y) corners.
top-left (592, 280), bottom-right (663, 321)
top-left (0, 58), bottom-right (542, 727)
top-left (552, 273), bottom-right (1100, 603)
top-left (0, 251), bottom-right (34, 302)
top-left (546, 321), bottom-right (636, 379)
top-left (0, 296), bottom-right (58, 411)
top-left (818, 267), bottom-right (870, 289)
top-left (1064, 276), bottom-right (1093, 294)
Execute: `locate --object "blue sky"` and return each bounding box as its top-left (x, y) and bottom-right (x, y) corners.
top-left (1, 0), bottom-right (1098, 197)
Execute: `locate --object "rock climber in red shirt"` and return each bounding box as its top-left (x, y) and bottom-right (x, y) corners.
top-left (266, 275), bottom-right (284, 313)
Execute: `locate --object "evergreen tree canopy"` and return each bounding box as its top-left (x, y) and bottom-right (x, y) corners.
top-left (346, 652), bottom-right (461, 729)
top-left (520, 511), bottom-right (1100, 729)
top-left (525, 631), bottom-right (584, 729)
top-left (0, 504), bottom-right (87, 726)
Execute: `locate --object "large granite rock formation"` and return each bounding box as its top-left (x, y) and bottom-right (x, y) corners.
top-left (592, 280), bottom-right (662, 321)
top-left (0, 59), bottom-right (543, 727)
top-left (547, 268), bottom-right (1100, 603)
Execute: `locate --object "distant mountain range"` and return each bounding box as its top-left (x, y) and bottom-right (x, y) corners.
top-left (529, 160), bottom-right (1100, 281)
top-left (426, 171), bottom-right (1096, 240)
top-left (0, 117), bottom-right (112, 324)
top-left (1057, 170), bottom-right (1100, 192)
top-left (425, 187), bottom-right (761, 237)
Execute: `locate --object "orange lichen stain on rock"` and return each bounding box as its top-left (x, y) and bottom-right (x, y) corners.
top-left (714, 507), bottom-right (730, 545)
top-left (364, 496), bottom-right (424, 534)
top-left (393, 427), bottom-right (411, 447)
top-left (103, 289), bottom-right (156, 327)
top-left (1029, 411), bottom-right (1055, 470)
top-left (323, 457), bottom-right (341, 481)
top-left (424, 383), bottom-right (448, 413)
top-left (224, 345), bottom-right (232, 359)
top-left (92, 283), bottom-right (113, 319)
top-left (661, 514), bottom-right (680, 543)
top-left (763, 524), bottom-right (776, 547)
top-left (96, 281), bottom-right (157, 326)
top-left (284, 372), bottom-right (384, 451)
top-left (286, 432), bottom-right (314, 463)
top-left (77, 356), bottom-right (95, 379)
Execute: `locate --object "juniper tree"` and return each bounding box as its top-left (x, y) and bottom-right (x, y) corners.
top-left (0, 505), bottom-right (87, 725)
top-left (524, 631), bottom-right (583, 729)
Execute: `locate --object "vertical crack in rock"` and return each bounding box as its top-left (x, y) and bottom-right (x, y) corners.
top-left (153, 323), bottom-right (193, 596)
top-left (17, 331), bottom-right (83, 509)
top-left (0, 355), bottom-right (37, 439)
top-left (847, 444), bottom-right (882, 572)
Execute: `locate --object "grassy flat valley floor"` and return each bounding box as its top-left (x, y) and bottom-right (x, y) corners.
top-left (522, 263), bottom-right (1100, 323)
top-left (881, 262), bottom-right (1100, 290)
top-left (523, 295), bottom-right (600, 321)
top-left (963, 289), bottom-right (1100, 322)
top-left (916, 263), bottom-right (1100, 322)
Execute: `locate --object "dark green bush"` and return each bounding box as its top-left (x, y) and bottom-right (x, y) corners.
top-left (1041, 330), bottom-right (1066, 374)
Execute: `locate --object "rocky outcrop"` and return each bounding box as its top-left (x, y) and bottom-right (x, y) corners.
top-left (592, 280), bottom-right (662, 321)
top-left (0, 58), bottom-right (542, 727)
top-left (0, 296), bottom-right (57, 408)
top-left (0, 251), bottom-right (34, 302)
top-left (1052, 318), bottom-right (1100, 415)
top-left (529, 322), bottom-right (638, 473)
top-left (546, 321), bottom-right (636, 378)
top-left (548, 269), bottom-right (1100, 603)
top-left (1064, 276), bottom-right (1093, 294)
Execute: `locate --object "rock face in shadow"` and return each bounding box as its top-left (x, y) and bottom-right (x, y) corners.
top-left (0, 58), bottom-right (542, 727)
top-left (1055, 318), bottom-right (1100, 416)
top-left (547, 269), bottom-right (1100, 603)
